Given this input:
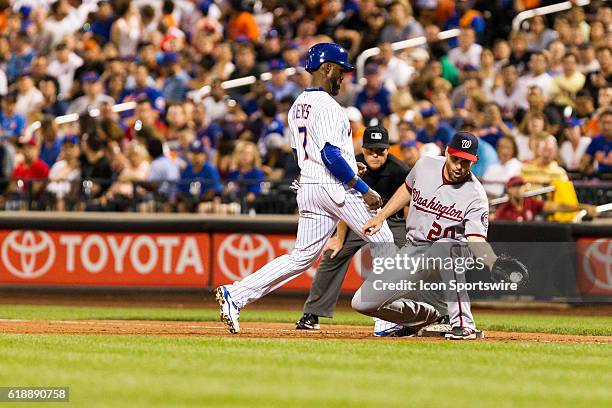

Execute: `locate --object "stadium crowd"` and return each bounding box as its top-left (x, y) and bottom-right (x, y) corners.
top-left (0, 0), bottom-right (610, 220)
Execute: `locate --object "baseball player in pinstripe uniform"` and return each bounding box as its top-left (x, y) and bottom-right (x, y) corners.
top-left (215, 43), bottom-right (395, 334)
top-left (295, 125), bottom-right (413, 335)
top-left (352, 132), bottom-right (528, 339)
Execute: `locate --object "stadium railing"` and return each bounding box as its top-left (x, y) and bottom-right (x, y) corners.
top-left (1, 178), bottom-right (609, 219)
top-left (512, 0), bottom-right (593, 32)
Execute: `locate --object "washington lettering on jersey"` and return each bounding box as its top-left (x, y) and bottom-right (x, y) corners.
top-left (411, 189), bottom-right (464, 222)
top-left (405, 155), bottom-right (489, 243)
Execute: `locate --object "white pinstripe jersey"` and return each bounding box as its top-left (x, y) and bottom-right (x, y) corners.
top-left (288, 88), bottom-right (358, 184)
top-left (405, 156), bottom-right (489, 244)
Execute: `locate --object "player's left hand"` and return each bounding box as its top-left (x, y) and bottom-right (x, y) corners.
top-left (357, 162), bottom-right (367, 177)
top-left (362, 189), bottom-right (383, 211)
top-left (491, 254), bottom-right (529, 287)
top-left (289, 178), bottom-right (301, 194)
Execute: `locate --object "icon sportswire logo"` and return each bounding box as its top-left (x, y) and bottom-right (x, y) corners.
top-left (1, 230), bottom-right (56, 279)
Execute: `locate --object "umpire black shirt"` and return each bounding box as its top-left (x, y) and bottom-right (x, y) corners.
top-left (356, 153), bottom-right (410, 221)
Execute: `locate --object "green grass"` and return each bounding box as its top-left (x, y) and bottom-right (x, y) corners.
top-left (0, 334), bottom-right (610, 408)
top-left (1, 304), bottom-right (611, 336)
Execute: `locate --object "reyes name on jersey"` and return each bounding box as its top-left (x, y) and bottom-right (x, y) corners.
top-left (405, 156), bottom-right (489, 243)
top-left (288, 89), bottom-right (358, 184)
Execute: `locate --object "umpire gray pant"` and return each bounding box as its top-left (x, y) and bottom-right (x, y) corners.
top-left (303, 219), bottom-right (407, 318)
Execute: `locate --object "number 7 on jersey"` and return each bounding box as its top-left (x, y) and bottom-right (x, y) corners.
top-left (298, 126), bottom-right (308, 159)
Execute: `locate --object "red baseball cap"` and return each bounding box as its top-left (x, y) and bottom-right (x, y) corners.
top-left (506, 176), bottom-right (525, 188)
top-left (447, 132), bottom-right (479, 162)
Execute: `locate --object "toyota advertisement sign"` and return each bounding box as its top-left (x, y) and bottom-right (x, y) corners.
top-left (0, 230), bottom-right (210, 287)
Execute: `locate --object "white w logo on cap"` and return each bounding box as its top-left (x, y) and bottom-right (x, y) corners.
top-left (461, 140), bottom-right (472, 149)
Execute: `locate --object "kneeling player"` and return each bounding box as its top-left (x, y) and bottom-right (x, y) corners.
top-left (353, 132), bottom-right (528, 340)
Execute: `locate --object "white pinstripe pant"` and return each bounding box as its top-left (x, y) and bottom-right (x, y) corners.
top-left (229, 184), bottom-right (395, 309)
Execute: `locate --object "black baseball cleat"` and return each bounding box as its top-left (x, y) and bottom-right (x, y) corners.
top-left (296, 313), bottom-right (320, 330)
top-left (445, 326), bottom-right (484, 340)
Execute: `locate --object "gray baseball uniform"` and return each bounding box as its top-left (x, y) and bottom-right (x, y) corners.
top-left (351, 155), bottom-right (489, 330)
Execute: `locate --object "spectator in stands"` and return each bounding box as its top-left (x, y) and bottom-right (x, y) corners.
top-left (121, 64), bottom-right (165, 112)
top-left (345, 106), bottom-right (365, 154)
top-left (80, 134), bottom-right (113, 201)
top-left (483, 136), bottom-right (522, 198)
top-left (490, 64), bottom-right (528, 121)
top-left (0, 94), bottom-right (25, 139)
top-left (226, 140), bottom-right (265, 205)
top-left (521, 136), bottom-right (569, 186)
top-left (178, 139), bottom-right (221, 212)
top-left (100, 141), bottom-right (150, 211)
top-left (560, 117), bottom-right (592, 172)
top-left (38, 116), bottom-right (62, 168)
top-left (38, 77), bottom-right (68, 117)
top-left (145, 136), bottom-right (180, 201)
top-left (493, 176), bottom-right (595, 222)
top-left (508, 30), bottom-right (531, 74)
top-left (266, 60), bottom-right (300, 102)
top-left (551, 53), bottom-right (585, 108)
top-left (203, 79), bottom-right (229, 123)
top-left (15, 74), bottom-right (43, 117)
top-left (527, 15), bottom-right (558, 52)
top-left (416, 106), bottom-right (453, 148)
top-left (10, 138), bottom-right (49, 202)
top-left (515, 111), bottom-right (551, 162)
top-left (161, 52), bottom-right (190, 103)
top-left (399, 139), bottom-right (420, 169)
top-left (68, 72), bottom-right (115, 115)
top-left (578, 42), bottom-right (601, 73)
top-left (110, 1), bottom-right (142, 59)
top-left (6, 31), bottom-right (35, 83)
top-left (519, 85), bottom-right (563, 137)
top-left (354, 63), bottom-right (391, 125)
top-left (226, 1), bottom-right (259, 42)
top-left (378, 42), bottom-right (413, 92)
top-left (47, 135), bottom-right (81, 211)
top-left (255, 97), bottom-right (285, 159)
top-left (380, 2), bottom-right (423, 44)
top-left (580, 109), bottom-right (612, 176)
top-left (47, 42), bottom-right (83, 100)
top-left (476, 102), bottom-right (514, 149)
top-left (448, 27), bottom-right (482, 69)
top-left (228, 42), bottom-right (260, 95)
top-left (520, 52), bottom-right (555, 100)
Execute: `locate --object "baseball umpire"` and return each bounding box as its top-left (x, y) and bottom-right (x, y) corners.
top-left (296, 125), bottom-right (411, 335)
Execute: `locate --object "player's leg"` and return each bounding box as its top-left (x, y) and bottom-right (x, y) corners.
top-left (432, 239), bottom-right (477, 338)
top-left (228, 193), bottom-right (337, 308)
top-left (302, 229), bottom-right (364, 318)
top-left (217, 185), bottom-right (338, 333)
top-left (351, 244), bottom-right (441, 332)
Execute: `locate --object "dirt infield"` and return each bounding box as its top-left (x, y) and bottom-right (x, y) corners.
top-left (0, 319), bottom-right (610, 344)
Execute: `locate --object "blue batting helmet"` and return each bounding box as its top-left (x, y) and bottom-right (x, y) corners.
top-left (305, 43), bottom-right (355, 73)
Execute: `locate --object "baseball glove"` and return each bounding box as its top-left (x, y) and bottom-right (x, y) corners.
top-left (491, 254), bottom-right (529, 286)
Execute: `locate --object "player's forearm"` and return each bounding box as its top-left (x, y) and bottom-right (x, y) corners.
top-left (335, 221), bottom-right (348, 241)
top-left (320, 144), bottom-right (369, 193)
top-left (467, 236), bottom-right (498, 269)
top-left (377, 184), bottom-right (411, 220)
